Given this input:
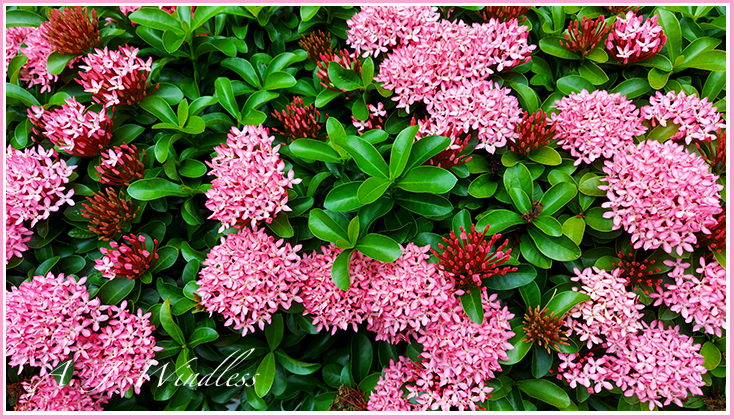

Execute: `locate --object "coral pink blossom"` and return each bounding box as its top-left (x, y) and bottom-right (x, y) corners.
top-left (550, 89), bottom-right (647, 165)
top-left (74, 301), bottom-right (161, 397)
top-left (600, 140), bottom-right (723, 256)
top-left (28, 97), bottom-right (112, 157)
top-left (367, 356), bottom-right (423, 411)
top-left (197, 227), bottom-right (304, 336)
top-left (6, 273), bottom-right (107, 375)
top-left (346, 6), bottom-right (441, 57)
top-left (641, 90), bottom-right (726, 145)
top-left (205, 125), bottom-right (301, 232)
top-left (651, 258), bottom-right (726, 337)
top-left (606, 11), bottom-right (667, 65)
top-left (5, 26), bottom-right (34, 71)
top-left (15, 24), bottom-right (62, 93)
top-left (76, 46), bottom-right (155, 107)
top-left (15, 375), bottom-right (108, 411)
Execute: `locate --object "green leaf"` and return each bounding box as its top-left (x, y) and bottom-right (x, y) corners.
top-left (509, 188), bottom-right (532, 213)
top-left (545, 291), bottom-right (591, 317)
top-left (533, 215), bottom-right (562, 237)
top-left (290, 139), bottom-right (341, 162)
top-left (648, 122), bottom-right (680, 142)
top-left (585, 207), bottom-right (614, 232)
top-left (6, 9), bottom-right (44, 27)
top-left (403, 135), bottom-right (451, 173)
top-left (308, 209), bottom-right (349, 243)
top-left (315, 89), bottom-right (342, 108)
top-left (509, 82), bottom-right (540, 112)
top-left (160, 298), bottom-right (186, 345)
top-left (7, 82), bottom-right (40, 107)
top-left (254, 353), bottom-right (276, 398)
top-left (516, 379), bottom-right (571, 408)
top-left (504, 163), bottom-right (533, 199)
top-left (539, 182), bottom-right (577, 216)
top-left (485, 264), bottom-right (537, 291)
top-left (539, 36), bottom-right (581, 59)
top-left (475, 209), bottom-right (526, 235)
top-left (176, 99), bottom-right (189, 128)
top-left (396, 166), bottom-right (457, 194)
top-left (327, 61), bottom-right (362, 91)
top-left (140, 96), bottom-right (178, 125)
top-left (191, 6), bottom-right (227, 30)
top-left (130, 7), bottom-right (183, 33)
top-left (701, 342), bottom-right (721, 370)
top-left (361, 57), bottom-right (374, 86)
top-left (300, 6), bottom-right (320, 21)
top-left (395, 192), bottom-right (452, 217)
top-left (562, 217), bottom-right (585, 245)
top-left (610, 78), bottom-right (650, 99)
top-left (635, 54), bottom-right (673, 72)
top-left (501, 326), bottom-right (532, 365)
top-left (46, 52), bottom-right (77, 76)
top-left (452, 209), bottom-right (472, 236)
top-left (263, 71), bottom-right (297, 90)
top-left (520, 281), bottom-right (541, 308)
top-left (274, 349), bottom-right (321, 375)
top-left (127, 178), bottom-right (188, 201)
top-left (50, 359), bottom-right (74, 387)
top-left (265, 313), bottom-right (284, 350)
top-left (175, 348), bottom-right (197, 387)
top-left (527, 228), bottom-right (581, 262)
top-left (96, 278), bottom-right (135, 305)
top-left (331, 249), bottom-right (354, 291)
top-left (113, 124), bottom-right (145, 144)
top-left (351, 333), bottom-right (373, 383)
top-left (335, 136), bottom-right (389, 178)
top-left (33, 256), bottom-right (60, 276)
top-left (460, 285), bottom-right (485, 324)
top-left (578, 176), bottom-right (607, 196)
top-left (556, 75), bottom-right (594, 95)
top-left (527, 147), bottom-right (561, 166)
top-left (267, 212), bottom-right (294, 238)
top-left (152, 246), bottom-right (178, 274)
top-left (656, 8), bottom-right (681, 64)
top-left (702, 71), bottom-right (726, 101)
top-left (214, 77), bottom-right (238, 120)
top-left (356, 233), bottom-right (401, 263)
top-left (389, 125), bottom-right (418, 179)
top-left (8, 55), bottom-right (28, 85)
top-left (532, 344), bottom-right (553, 378)
top-left (679, 49), bottom-right (726, 72)
top-left (585, 47), bottom-right (608, 63)
top-left (187, 327), bottom-right (219, 348)
top-left (324, 181), bottom-right (362, 212)
top-left (178, 159), bottom-right (207, 178)
top-left (351, 97), bottom-right (369, 120)
top-left (357, 177), bottom-right (392, 205)
top-left (347, 216), bottom-right (360, 245)
top-left (221, 58), bottom-right (261, 89)
top-left (162, 30), bottom-right (185, 54)
top-left (648, 69), bottom-right (670, 90)
top-left (578, 61), bottom-right (609, 85)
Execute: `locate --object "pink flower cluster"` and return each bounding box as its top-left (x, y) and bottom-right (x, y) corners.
top-left (606, 11), bottom-right (667, 65)
top-left (76, 46), bottom-right (154, 107)
top-left (13, 24), bottom-right (60, 93)
top-left (367, 357), bottom-right (423, 411)
top-left (15, 375), bottom-right (107, 412)
top-left (197, 227), bottom-right (304, 336)
top-left (565, 267), bottom-right (645, 351)
top-left (346, 6), bottom-right (441, 57)
top-left (376, 18), bottom-right (534, 112)
top-left (5, 145), bottom-right (75, 262)
top-left (651, 258), bottom-right (726, 337)
top-left (600, 140), bottom-right (723, 256)
top-left (557, 321), bottom-right (706, 410)
top-left (205, 125), bottom-right (301, 232)
top-left (5, 26), bottom-right (35, 71)
top-left (641, 90), bottom-right (726, 144)
top-left (94, 234), bottom-right (159, 281)
top-left (550, 89), bottom-right (647, 165)
top-left (28, 97), bottom-right (112, 157)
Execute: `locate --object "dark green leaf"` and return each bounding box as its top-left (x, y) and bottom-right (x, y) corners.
top-left (355, 233), bottom-right (401, 262)
top-left (578, 61), bottom-right (609, 85)
top-left (545, 291), bottom-right (591, 317)
top-left (324, 181), bottom-right (362, 212)
top-left (578, 176), bottom-right (607, 196)
top-left (519, 281), bottom-right (541, 308)
top-left (50, 359), bottom-right (74, 387)
top-left (389, 125), bottom-right (418, 179)
top-left (221, 58), bottom-right (261, 88)
top-left (265, 314), bottom-right (284, 350)
top-left (46, 52), bottom-right (77, 76)
top-left (187, 327), bottom-right (218, 348)
top-left (214, 77), bottom-right (238, 120)
top-left (274, 349), bottom-right (321, 375)
top-left (610, 78), bottom-right (650, 99)
top-left (532, 344), bottom-right (553, 378)
top-left (351, 333), bottom-right (373, 383)
top-left (395, 192), bottom-right (452, 217)
top-left (539, 182), bottom-right (577, 216)
top-left (475, 209), bottom-right (526, 235)
top-left (6, 9), bottom-right (44, 27)
top-left (331, 249), bottom-right (354, 291)
top-left (160, 298), bottom-right (186, 345)
top-left (527, 228), bottom-right (581, 261)
top-left (532, 215), bottom-right (562, 237)
top-left (315, 89), bottom-right (342, 108)
top-left (556, 75), bottom-right (594, 95)
top-left (308, 209), bottom-right (349, 242)
top-left (152, 246), bottom-right (178, 274)
top-left (178, 160), bottom-right (207, 178)
top-left (140, 96), bottom-right (178, 125)
top-left (503, 163), bottom-right (533, 199)
top-left (335, 136), bottom-right (389, 178)
top-left (403, 135), bottom-right (451, 173)
top-left (509, 188), bottom-right (532, 213)
top-left (267, 212), bottom-right (294, 238)
top-left (357, 177), bottom-right (392, 205)
top-left (129, 7), bottom-right (184, 33)
top-left (468, 174), bottom-right (498, 198)
top-left (501, 326), bottom-right (532, 365)
top-left (485, 264), bottom-right (537, 291)
top-left (7, 82), bottom-right (40, 106)
top-left (96, 278), bottom-right (135, 305)
top-left (585, 207), bottom-right (614, 232)
top-left (539, 36), bottom-right (580, 59)
top-left (515, 379), bottom-right (571, 408)
top-left (327, 61), bottom-right (362, 91)
top-left (460, 285), bottom-right (485, 324)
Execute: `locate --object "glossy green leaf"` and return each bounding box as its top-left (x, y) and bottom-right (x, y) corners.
top-left (50, 359), bottom-right (74, 387)
top-left (214, 77), bottom-right (238, 120)
top-left (610, 78), bottom-right (650, 99)
top-left (221, 57), bottom-right (261, 88)
top-left (636, 54), bottom-right (673, 72)
top-left (308, 209), bottom-right (349, 242)
top-left (516, 379), bottom-right (571, 408)
top-left (509, 188), bottom-right (532, 214)
top-left (509, 82), bottom-right (540, 112)
top-left (533, 215), bottom-right (563, 237)
top-left (527, 147), bottom-right (561, 166)
top-left (468, 173), bottom-right (499, 199)
top-left (545, 291), bottom-right (591, 317)
top-left (485, 264), bottom-right (537, 291)
top-left (6, 9), bottom-right (44, 27)
top-left (191, 6), bottom-right (227, 29)
top-left (361, 57), bottom-right (374, 86)
top-left (532, 344), bottom-right (553, 378)
top-left (140, 96), bottom-right (178, 125)
top-left (539, 36), bottom-right (580, 59)
top-left (290, 139), bottom-right (341, 163)
top-left (679, 49), bottom-right (726, 72)
top-left (389, 125), bottom-right (419, 179)
top-left (327, 61), bottom-right (362, 91)
top-left (460, 285), bottom-right (485, 324)
top-left (96, 278), bottom-right (135, 305)
top-left (701, 342), bottom-right (721, 370)
top-left (395, 192), bottom-right (452, 217)
top-left (585, 207), bottom-right (614, 232)
top-left (562, 217), bottom-right (585, 245)
top-left (265, 313), bottom-right (284, 350)
top-left (254, 353), bottom-right (276, 398)
top-left (702, 71), bottom-right (726, 101)
top-left (578, 61), bottom-right (609, 85)
top-left (556, 75), bottom-right (594, 95)
top-left (528, 228), bottom-right (581, 261)
top-left (7, 82), bottom-right (40, 106)
top-left (501, 326), bottom-right (532, 365)
top-left (335, 136), bottom-right (389, 178)
top-left (267, 212), bottom-right (294, 238)
top-left (152, 246), bottom-right (178, 274)
top-left (356, 233), bottom-right (401, 262)
top-left (539, 182), bottom-right (577, 216)
top-left (475, 209), bottom-right (526, 235)
top-left (160, 298), bottom-right (186, 345)
top-left (504, 163), bottom-right (533, 199)
top-left (178, 159), bottom-right (207, 178)
top-left (315, 89), bottom-right (342, 108)
top-left (357, 177), bottom-right (392, 205)
top-left (351, 333), bottom-right (373, 383)
top-left (187, 327), bottom-right (219, 348)
top-left (656, 8), bottom-right (682, 63)
top-left (396, 166), bottom-right (457, 194)
top-left (578, 176), bottom-right (607, 196)
top-left (351, 97), bottom-right (369, 120)
top-left (403, 135), bottom-right (451, 173)
top-left (331, 249), bottom-right (354, 291)
top-left (520, 281), bottom-right (541, 309)
top-left (274, 349), bottom-right (321, 375)
top-left (263, 71), bottom-right (297, 90)
top-left (46, 52), bottom-right (77, 75)
top-left (324, 181), bottom-right (362, 212)
top-left (129, 7), bottom-right (183, 33)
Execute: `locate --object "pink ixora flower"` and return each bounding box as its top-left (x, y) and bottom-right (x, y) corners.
top-left (346, 6), bottom-right (441, 57)
top-left (367, 356), bottom-right (423, 411)
top-left (14, 24), bottom-right (63, 93)
top-left (5, 26), bottom-right (35, 71)
top-left (605, 11), bottom-right (666, 65)
top-left (352, 102), bottom-right (387, 133)
top-left (76, 45), bottom-right (156, 107)
top-left (600, 140), bottom-right (723, 256)
top-left (14, 375), bottom-right (108, 411)
top-left (550, 89), bottom-right (647, 165)
top-left (28, 97), bottom-right (112, 157)
top-left (651, 257), bottom-right (726, 337)
top-left (205, 125), bottom-right (301, 232)
top-left (74, 301), bottom-right (161, 397)
top-left (94, 234), bottom-right (159, 280)
top-left (6, 273), bottom-right (108, 375)
top-left (197, 227), bottom-right (304, 336)
top-left (641, 90), bottom-right (726, 145)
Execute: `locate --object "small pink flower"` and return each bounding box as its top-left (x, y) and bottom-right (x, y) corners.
top-left (346, 6), bottom-right (441, 57)
top-left (15, 375), bottom-right (108, 411)
top-left (5, 26), bottom-right (35, 71)
top-left (606, 11), bottom-right (667, 65)
top-left (94, 234), bottom-right (159, 280)
top-left (641, 90), bottom-right (726, 145)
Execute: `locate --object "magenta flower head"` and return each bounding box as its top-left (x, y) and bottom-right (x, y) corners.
top-left (367, 356), bottom-right (423, 411)
top-left (76, 45), bottom-right (157, 107)
top-left (550, 89), bottom-right (647, 165)
top-left (5, 26), bottom-right (34, 71)
top-left (15, 375), bottom-right (107, 411)
top-left (94, 234), bottom-right (159, 280)
top-left (28, 98), bottom-right (112, 157)
top-left (6, 273), bottom-right (108, 375)
top-left (600, 140), bottom-right (723, 256)
top-left (346, 6), bottom-right (441, 57)
top-left (605, 11), bottom-right (667, 65)
top-left (205, 125), bottom-right (301, 232)
top-left (641, 90), bottom-right (726, 145)
top-left (197, 227), bottom-right (304, 336)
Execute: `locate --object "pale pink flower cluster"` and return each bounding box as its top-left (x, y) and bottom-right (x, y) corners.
top-left (73, 301), bottom-right (160, 396)
top-left (15, 375), bottom-right (108, 412)
top-left (367, 356), bottom-right (423, 411)
top-left (76, 46), bottom-right (154, 108)
top-left (565, 267), bottom-right (645, 351)
top-left (426, 79), bottom-right (523, 153)
top-left (197, 227), bottom-right (304, 336)
top-left (600, 140), bottom-right (723, 256)
top-left (651, 258), bottom-right (726, 337)
top-left (352, 102), bottom-right (386, 133)
top-left (5, 145), bottom-right (75, 262)
top-left (6, 273), bottom-right (107, 375)
top-left (605, 11), bottom-right (667, 65)
top-left (28, 97), bottom-right (112, 157)
top-left (14, 24), bottom-right (59, 93)
top-left (205, 125), bottom-right (301, 232)
top-left (557, 321), bottom-right (706, 410)
top-left (5, 26), bottom-right (35, 71)
top-left (550, 89), bottom-right (647, 165)
top-left (641, 90), bottom-right (726, 144)
top-left (376, 18), bottom-right (534, 112)
top-left (346, 6), bottom-right (441, 57)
